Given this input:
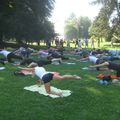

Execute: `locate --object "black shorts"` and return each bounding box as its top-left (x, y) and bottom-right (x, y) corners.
top-left (96, 59), bottom-right (105, 71)
top-left (42, 73), bottom-right (54, 83)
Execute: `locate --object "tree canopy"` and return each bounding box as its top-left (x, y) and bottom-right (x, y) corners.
top-left (90, 0), bottom-right (120, 44)
top-left (64, 14), bottom-right (91, 40)
top-left (0, 0), bottom-right (55, 47)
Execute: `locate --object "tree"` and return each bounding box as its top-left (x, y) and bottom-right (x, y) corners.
top-left (64, 25), bottom-right (78, 40)
top-left (77, 16), bottom-right (91, 39)
top-left (43, 20), bottom-right (55, 47)
top-left (64, 13), bottom-right (78, 41)
top-left (64, 14), bottom-right (91, 42)
top-left (0, 0), bottom-right (55, 47)
top-left (91, 0), bottom-right (120, 45)
top-left (89, 7), bottom-right (110, 47)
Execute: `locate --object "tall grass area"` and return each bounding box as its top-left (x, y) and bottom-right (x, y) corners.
top-left (0, 54), bottom-right (120, 120)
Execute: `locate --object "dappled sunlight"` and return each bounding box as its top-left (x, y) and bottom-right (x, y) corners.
top-left (0, 76), bottom-right (5, 81)
top-left (84, 74), bottom-right (96, 80)
top-left (86, 87), bottom-right (102, 95)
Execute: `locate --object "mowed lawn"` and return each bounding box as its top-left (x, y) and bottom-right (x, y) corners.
top-left (0, 54), bottom-right (120, 120)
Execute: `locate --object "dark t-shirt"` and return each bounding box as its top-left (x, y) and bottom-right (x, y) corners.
top-left (37, 60), bottom-right (51, 67)
top-left (108, 62), bottom-right (120, 70)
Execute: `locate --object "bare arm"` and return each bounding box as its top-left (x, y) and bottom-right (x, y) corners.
top-left (13, 49), bottom-right (20, 54)
top-left (80, 57), bottom-right (89, 61)
top-left (27, 62), bottom-right (37, 68)
top-left (37, 79), bottom-right (44, 86)
top-left (69, 57), bottom-right (80, 61)
top-left (18, 67), bottom-right (34, 72)
top-left (32, 69), bottom-right (35, 77)
top-left (31, 52), bottom-right (39, 55)
top-left (44, 82), bottom-right (62, 97)
top-left (89, 62), bottom-right (109, 68)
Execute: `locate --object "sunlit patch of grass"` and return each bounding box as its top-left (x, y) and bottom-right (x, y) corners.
top-left (86, 87), bottom-right (102, 95)
top-left (0, 77), bottom-right (5, 81)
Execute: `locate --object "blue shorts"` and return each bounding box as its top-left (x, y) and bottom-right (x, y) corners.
top-left (42, 73), bottom-right (54, 83)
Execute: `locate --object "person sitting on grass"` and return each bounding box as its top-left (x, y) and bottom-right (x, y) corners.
top-left (89, 61), bottom-right (120, 78)
top-left (19, 63), bottom-right (81, 97)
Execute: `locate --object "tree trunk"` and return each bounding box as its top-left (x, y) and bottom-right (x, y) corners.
top-left (97, 38), bottom-right (100, 48)
top-left (46, 40), bottom-right (51, 48)
top-left (111, 39), bottom-right (113, 47)
top-left (0, 33), bottom-right (4, 48)
top-left (37, 42), bottom-right (40, 46)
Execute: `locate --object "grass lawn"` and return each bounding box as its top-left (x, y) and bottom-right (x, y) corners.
top-left (0, 53), bottom-right (120, 120)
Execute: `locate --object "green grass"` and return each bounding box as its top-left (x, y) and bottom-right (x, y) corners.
top-left (0, 55), bottom-right (120, 120)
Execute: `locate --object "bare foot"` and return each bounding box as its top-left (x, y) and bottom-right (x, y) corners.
top-left (58, 92), bottom-right (63, 97)
top-left (37, 84), bottom-right (41, 87)
top-left (73, 75), bottom-right (81, 79)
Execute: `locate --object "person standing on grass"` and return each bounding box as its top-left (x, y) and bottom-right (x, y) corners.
top-left (91, 39), bottom-right (95, 48)
top-left (20, 63), bottom-right (81, 97)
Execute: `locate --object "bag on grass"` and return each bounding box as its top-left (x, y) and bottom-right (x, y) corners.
top-left (102, 76), bottom-right (112, 82)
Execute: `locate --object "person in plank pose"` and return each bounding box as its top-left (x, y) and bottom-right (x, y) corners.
top-left (90, 61), bottom-right (120, 77)
top-left (20, 63), bottom-right (81, 96)
top-left (0, 49), bottom-right (23, 63)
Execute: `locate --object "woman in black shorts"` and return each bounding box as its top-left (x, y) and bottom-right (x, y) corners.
top-left (90, 61), bottom-right (120, 77)
top-left (20, 64), bottom-right (81, 97)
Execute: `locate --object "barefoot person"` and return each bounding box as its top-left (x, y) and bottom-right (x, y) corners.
top-left (90, 61), bottom-right (120, 77)
top-left (20, 63), bottom-right (81, 96)
top-left (0, 49), bottom-right (23, 63)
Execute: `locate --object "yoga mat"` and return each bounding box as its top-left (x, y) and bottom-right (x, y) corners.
top-left (97, 74), bottom-right (120, 79)
top-left (0, 67), bottom-right (5, 70)
top-left (24, 85), bottom-right (72, 98)
top-left (81, 67), bottom-right (96, 71)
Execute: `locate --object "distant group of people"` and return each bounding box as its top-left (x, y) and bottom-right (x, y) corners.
top-left (73, 38), bottom-right (95, 49)
top-left (78, 48), bottom-right (120, 77)
top-left (0, 46), bottom-right (34, 64)
top-left (0, 49), bottom-right (23, 63)
top-left (55, 37), bottom-right (64, 47)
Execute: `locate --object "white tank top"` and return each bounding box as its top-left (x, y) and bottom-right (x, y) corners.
top-left (0, 50), bottom-right (11, 57)
top-left (34, 66), bottom-right (49, 79)
top-left (89, 55), bottom-right (98, 64)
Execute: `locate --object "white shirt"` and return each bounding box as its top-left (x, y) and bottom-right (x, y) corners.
top-left (35, 66), bottom-right (49, 79)
top-left (39, 51), bottom-right (48, 58)
top-left (89, 55), bottom-right (98, 64)
top-left (19, 47), bottom-right (26, 51)
top-left (0, 50), bottom-right (11, 57)
top-left (109, 50), bottom-right (120, 56)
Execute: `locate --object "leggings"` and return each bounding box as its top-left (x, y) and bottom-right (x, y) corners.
top-left (20, 58), bottom-right (52, 66)
top-left (7, 53), bottom-right (23, 63)
top-left (20, 59), bottom-right (36, 65)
